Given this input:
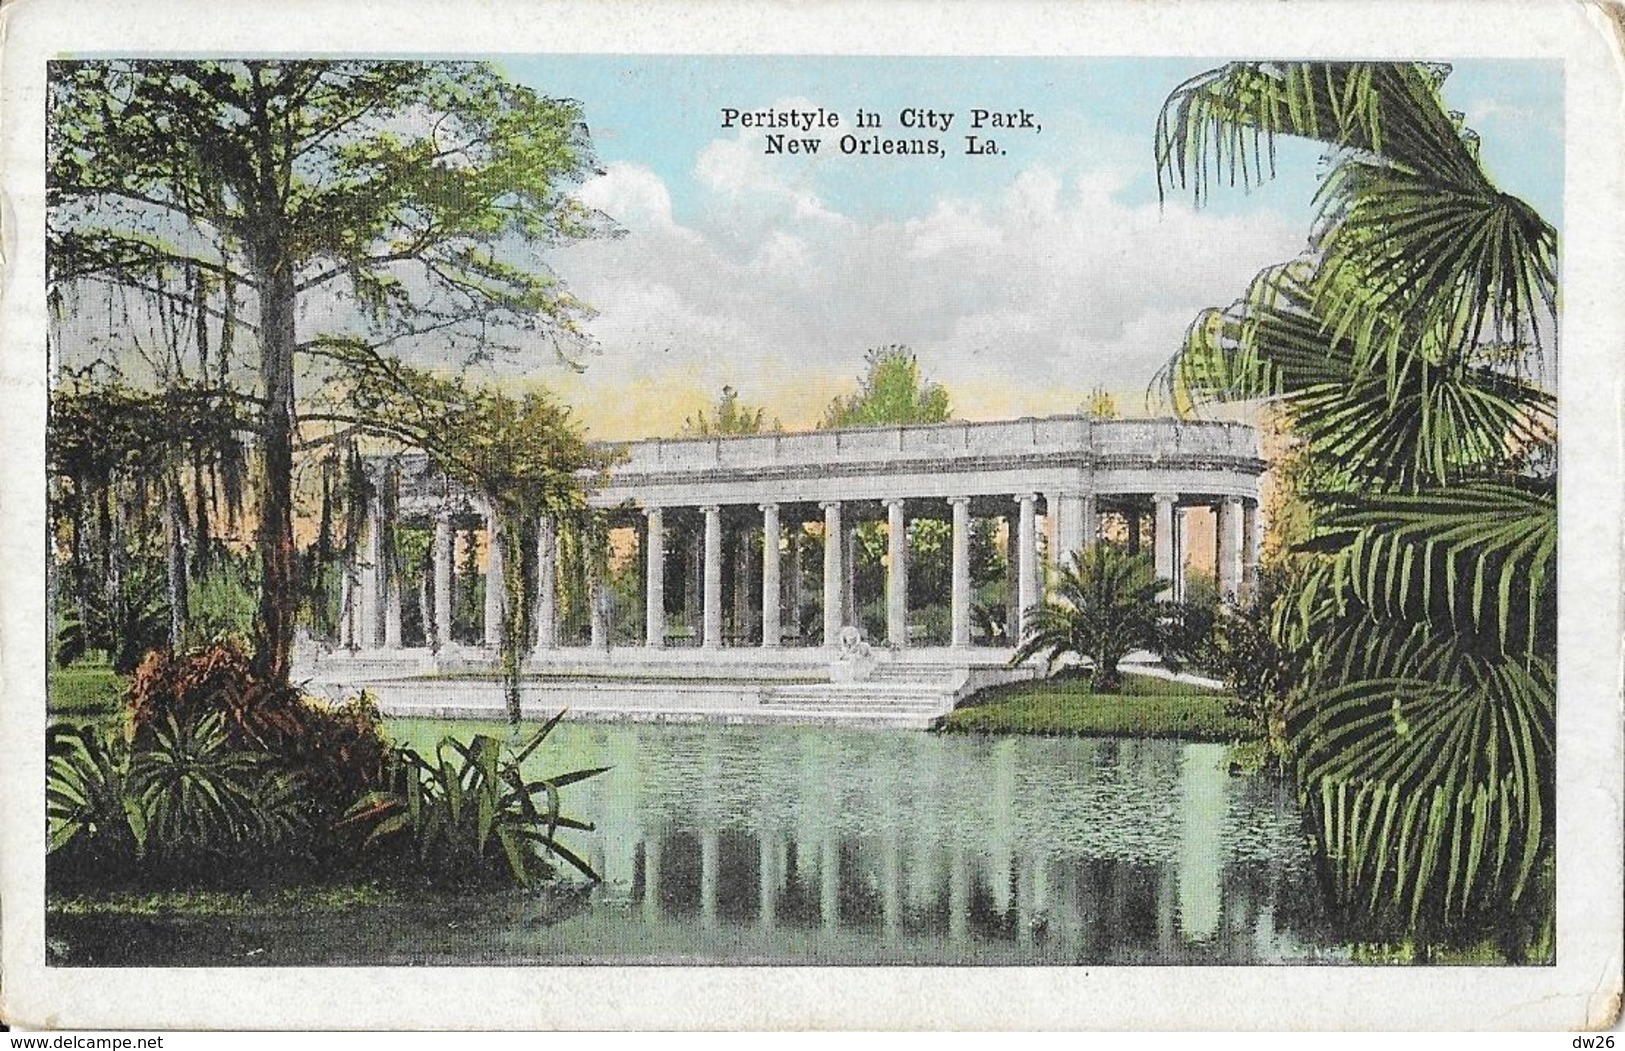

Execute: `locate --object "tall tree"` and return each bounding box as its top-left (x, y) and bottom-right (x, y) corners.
top-left (1156, 62), bottom-right (1557, 945)
top-left (820, 345), bottom-right (951, 429)
top-left (48, 60), bottom-right (609, 683)
top-left (679, 385), bottom-right (780, 437)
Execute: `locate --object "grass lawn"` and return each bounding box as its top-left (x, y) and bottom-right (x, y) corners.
top-left (939, 670), bottom-right (1257, 741)
top-left (48, 662), bottom-right (127, 717)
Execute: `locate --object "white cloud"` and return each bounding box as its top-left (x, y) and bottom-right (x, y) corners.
top-left (546, 151), bottom-right (1306, 437)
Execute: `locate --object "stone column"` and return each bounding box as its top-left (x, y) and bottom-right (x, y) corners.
top-left (535, 514), bottom-right (558, 649)
top-left (950, 497), bottom-right (972, 648)
top-left (432, 512), bottom-right (453, 650)
top-left (1217, 496), bottom-right (1244, 603)
top-left (483, 511), bottom-right (504, 649)
top-left (842, 524), bottom-right (858, 627)
top-left (587, 549), bottom-right (608, 651)
top-left (382, 532), bottom-right (402, 652)
top-left (1242, 498), bottom-right (1261, 602)
top-left (1082, 493), bottom-right (1099, 548)
top-left (358, 495), bottom-right (381, 648)
top-left (821, 501), bottom-right (843, 646)
top-left (339, 548), bottom-right (357, 651)
top-left (1016, 493), bottom-right (1039, 639)
top-left (645, 507), bottom-right (665, 648)
top-left (702, 504), bottom-right (723, 649)
top-left (1055, 491), bottom-right (1085, 565)
top-left (1043, 489), bottom-right (1062, 570)
top-left (760, 503), bottom-right (781, 648)
top-left (885, 498), bottom-right (908, 648)
top-left (1153, 493), bottom-right (1178, 601)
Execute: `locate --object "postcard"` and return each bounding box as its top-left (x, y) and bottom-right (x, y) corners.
top-left (1, 0), bottom-right (1621, 1032)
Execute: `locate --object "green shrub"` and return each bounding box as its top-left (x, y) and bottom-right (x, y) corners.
top-left (340, 713), bottom-right (607, 888)
top-left (127, 641), bottom-right (389, 819)
top-left (47, 714), bottom-right (310, 884)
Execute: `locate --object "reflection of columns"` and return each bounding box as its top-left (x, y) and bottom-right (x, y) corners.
top-left (642, 834), bottom-right (662, 925)
top-left (483, 511), bottom-right (503, 649)
top-left (702, 505), bottom-right (723, 648)
top-left (1242, 499), bottom-right (1261, 602)
top-left (535, 514), bottom-right (558, 649)
top-left (885, 498), bottom-right (908, 647)
top-left (1216, 496), bottom-right (1243, 603)
top-left (820, 835), bottom-right (839, 933)
top-left (948, 843), bottom-right (969, 943)
top-left (821, 501), bottom-right (843, 645)
top-left (760, 503), bottom-right (781, 647)
top-left (1153, 493), bottom-right (1177, 601)
top-left (1177, 744), bottom-right (1228, 944)
top-left (949, 497), bottom-right (971, 648)
top-left (1016, 494), bottom-right (1039, 639)
top-left (700, 828), bottom-right (720, 929)
top-left (645, 507), bottom-right (665, 648)
top-left (758, 827), bottom-right (777, 932)
top-left (432, 513), bottom-right (453, 650)
top-left (882, 830), bottom-right (901, 937)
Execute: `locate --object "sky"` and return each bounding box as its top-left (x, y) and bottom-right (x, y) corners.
top-left (484, 58), bottom-right (1562, 437)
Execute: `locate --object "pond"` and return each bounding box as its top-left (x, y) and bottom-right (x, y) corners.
top-left (50, 720), bottom-right (1350, 966)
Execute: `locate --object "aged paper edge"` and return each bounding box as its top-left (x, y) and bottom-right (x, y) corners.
top-left (0, 0), bottom-right (1620, 1031)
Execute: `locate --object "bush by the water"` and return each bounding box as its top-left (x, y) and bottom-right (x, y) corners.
top-left (127, 642), bottom-right (389, 821)
top-left (47, 642), bottom-right (604, 893)
top-left (339, 713), bottom-right (608, 888)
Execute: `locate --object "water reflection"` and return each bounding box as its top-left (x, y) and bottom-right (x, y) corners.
top-left (393, 720), bottom-right (1343, 964)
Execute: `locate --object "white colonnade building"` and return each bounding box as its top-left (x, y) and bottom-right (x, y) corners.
top-left (316, 415), bottom-right (1266, 726)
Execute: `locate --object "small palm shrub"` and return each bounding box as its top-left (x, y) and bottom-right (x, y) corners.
top-left (340, 713), bottom-right (608, 888)
top-left (1012, 545), bottom-right (1169, 690)
top-left (47, 714), bottom-right (310, 885)
top-left (47, 723), bottom-right (140, 867)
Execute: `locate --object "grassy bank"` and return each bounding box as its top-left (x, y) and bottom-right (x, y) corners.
top-left (939, 670), bottom-right (1255, 741)
top-left (48, 662), bottom-right (126, 717)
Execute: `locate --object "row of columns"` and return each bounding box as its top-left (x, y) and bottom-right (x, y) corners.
top-left (342, 491), bottom-right (1261, 652)
top-left (639, 497), bottom-right (1044, 651)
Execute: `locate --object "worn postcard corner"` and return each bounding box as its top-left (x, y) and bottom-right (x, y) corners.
top-left (1, 0), bottom-right (1622, 1033)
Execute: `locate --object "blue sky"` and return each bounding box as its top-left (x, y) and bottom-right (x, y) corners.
top-left (482, 57), bottom-right (1561, 436)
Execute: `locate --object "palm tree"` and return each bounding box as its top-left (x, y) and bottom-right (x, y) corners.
top-left (1011, 545), bottom-right (1168, 691)
top-left (1155, 63), bottom-right (1557, 942)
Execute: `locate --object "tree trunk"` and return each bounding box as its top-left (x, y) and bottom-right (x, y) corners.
top-left (164, 469), bottom-right (190, 649)
top-left (251, 239), bottom-right (299, 684)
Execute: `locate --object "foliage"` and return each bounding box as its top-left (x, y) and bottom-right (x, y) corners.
top-left (184, 552), bottom-right (259, 648)
top-left (49, 59), bottom-right (613, 682)
top-left (54, 552), bottom-right (170, 673)
top-left (1155, 61), bottom-right (1558, 941)
top-left (1080, 386), bottom-right (1120, 419)
top-left (127, 641), bottom-right (390, 819)
top-left (338, 713), bottom-right (608, 887)
top-left (1010, 545), bottom-right (1169, 691)
top-left (47, 714), bottom-right (308, 881)
top-left (821, 345), bottom-right (951, 429)
top-left (681, 385), bottom-right (780, 437)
